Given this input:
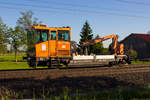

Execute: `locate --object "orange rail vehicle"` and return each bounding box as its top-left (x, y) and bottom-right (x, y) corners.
top-left (26, 25), bottom-right (71, 68)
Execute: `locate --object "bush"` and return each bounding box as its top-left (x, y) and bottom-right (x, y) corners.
top-left (101, 48), bottom-right (110, 55)
top-left (128, 49), bottom-right (138, 60)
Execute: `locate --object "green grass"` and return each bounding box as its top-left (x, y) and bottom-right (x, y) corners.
top-left (68, 88), bottom-right (150, 100)
top-left (0, 62), bottom-right (31, 70)
top-left (0, 53), bottom-right (26, 62)
top-left (2, 87), bottom-right (150, 100)
top-left (0, 62), bottom-right (48, 70)
top-left (36, 88), bottom-right (150, 100)
top-left (131, 61), bottom-right (150, 64)
top-left (0, 54), bottom-right (48, 70)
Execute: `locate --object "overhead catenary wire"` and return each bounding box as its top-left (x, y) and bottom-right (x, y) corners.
top-left (0, 5), bottom-right (79, 15)
top-left (23, 0), bottom-right (147, 14)
top-left (114, 0), bottom-right (150, 6)
top-left (0, 1), bottom-right (150, 19)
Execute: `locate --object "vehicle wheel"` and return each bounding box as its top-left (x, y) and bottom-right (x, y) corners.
top-left (47, 61), bottom-right (51, 68)
top-left (127, 61), bottom-right (131, 64)
top-left (109, 62), bottom-right (113, 67)
top-left (60, 61), bottom-right (68, 69)
top-left (126, 56), bottom-right (133, 64)
top-left (28, 60), bottom-right (37, 68)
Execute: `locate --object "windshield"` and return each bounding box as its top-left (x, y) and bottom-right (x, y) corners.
top-left (58, 30), bottom-right (69, 41)
top-left (36, 30), bottom-right (49, 43)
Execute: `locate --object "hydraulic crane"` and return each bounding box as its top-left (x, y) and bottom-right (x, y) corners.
top-left (82, 34), bottom-right (124, 55)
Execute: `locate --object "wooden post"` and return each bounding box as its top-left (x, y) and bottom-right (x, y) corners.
top-left (85, 46), bottom-right (88, 55)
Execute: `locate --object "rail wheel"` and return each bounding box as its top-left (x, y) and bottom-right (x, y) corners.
top-left (126, 55), bottom-right (133, 64)
top-left (47, 60), bottom-right (52, 68)
top-left (59, 61), bottom-right (68, 69)
top-left (28, 59), bottom-right (38, 69)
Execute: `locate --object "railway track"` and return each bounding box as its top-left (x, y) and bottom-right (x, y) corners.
top-left (0, 64), bottom-right (150, 79)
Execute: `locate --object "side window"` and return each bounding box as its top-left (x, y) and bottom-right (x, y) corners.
top-left (51, 31), bottom-right (56, 40)
top-left (42, 30), bottom-right (49, 42)
top-left (64, 31), bottom-right (69, 41)
top-left (58, 31), bottom-right (63, 40)
top-left (58, 30), bottom-right (69, 41)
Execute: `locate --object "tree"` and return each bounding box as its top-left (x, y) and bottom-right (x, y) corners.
top-left (92, 35), bottom-right (104, 54)
top-left (108, 43), bottom-right (113, 54)
top-left (101, 48), bottom-right (110, 55)
top-left (17, 10), bottom-right (42, 30)
top-left (127, 49), bottom-right (138, 60)
top-left (6, 26), bottom-right (26, 62)
top-left (71, 41), bottom-right (78, 54)
top-left (16, 10), bottom-right (42, 46)
top-left (147, 31), bottom-right (150, 34)
top-left (131, 50), bottom-right (138, 59)
top-left (79, 21), bottom-right (93, 55)
top-left (91, 35), bottom-right (110, 55)
top-left (0, 17), bottom-right (8, 54)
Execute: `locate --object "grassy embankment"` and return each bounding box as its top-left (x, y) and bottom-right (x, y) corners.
top-left (1, 87), bottom-right (150, 100)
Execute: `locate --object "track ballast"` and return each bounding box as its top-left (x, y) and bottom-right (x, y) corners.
top-left (0, 64), bottom-right (150, 79)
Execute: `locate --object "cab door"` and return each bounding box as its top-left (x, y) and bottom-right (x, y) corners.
top-left (49, 30), bottom-right (57, 57)
top-left (56, 30), bottom-right (71, 57)
top-left (36, 29), bottom-right (49, 57)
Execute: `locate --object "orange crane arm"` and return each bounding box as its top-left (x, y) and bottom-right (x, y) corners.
top-left (82, 34), bottom-right (125, 55)
top-left (82, 34), bottom-right (124, 55)
top-left (83, 34), bottom-right (118, 49)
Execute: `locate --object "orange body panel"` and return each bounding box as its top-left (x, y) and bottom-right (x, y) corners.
top-left (49, 40), bottom-right (57, 57)
top-left (57, 41), bottom-right (70, 50)
top-left (36, 41), bottom-right (49, 57)
top-left (56, 41), bottom-right (71, 57)
top-left (36, 40), bottom-right (71, 58)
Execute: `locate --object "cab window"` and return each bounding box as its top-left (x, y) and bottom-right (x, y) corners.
top-left (27, 30), bottom-right (34, 44)
top-left (36, 30), bottom-right (49, 43)
top-left (58, 30), bottom-right (69, 41)
top-left (36, 30), bottom-right (41, 43)
top-left (51, 31), bottom-right (56, 40)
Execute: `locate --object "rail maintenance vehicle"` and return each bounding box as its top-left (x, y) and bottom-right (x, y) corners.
top-left (25, 25), bottom-right (131, 68)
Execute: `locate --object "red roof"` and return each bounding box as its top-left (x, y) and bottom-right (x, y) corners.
top-left (132, 33), bottom-right (150, 43)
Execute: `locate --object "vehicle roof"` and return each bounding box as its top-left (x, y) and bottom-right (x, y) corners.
top-left (33, 25), bottom-right (71, 31)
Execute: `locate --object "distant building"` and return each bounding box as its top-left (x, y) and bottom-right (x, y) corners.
top-left (121, 33), bottom-right (150, 59)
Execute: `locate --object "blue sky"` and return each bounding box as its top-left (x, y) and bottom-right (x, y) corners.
top-left (0, 0), bottom-right (150, 47)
